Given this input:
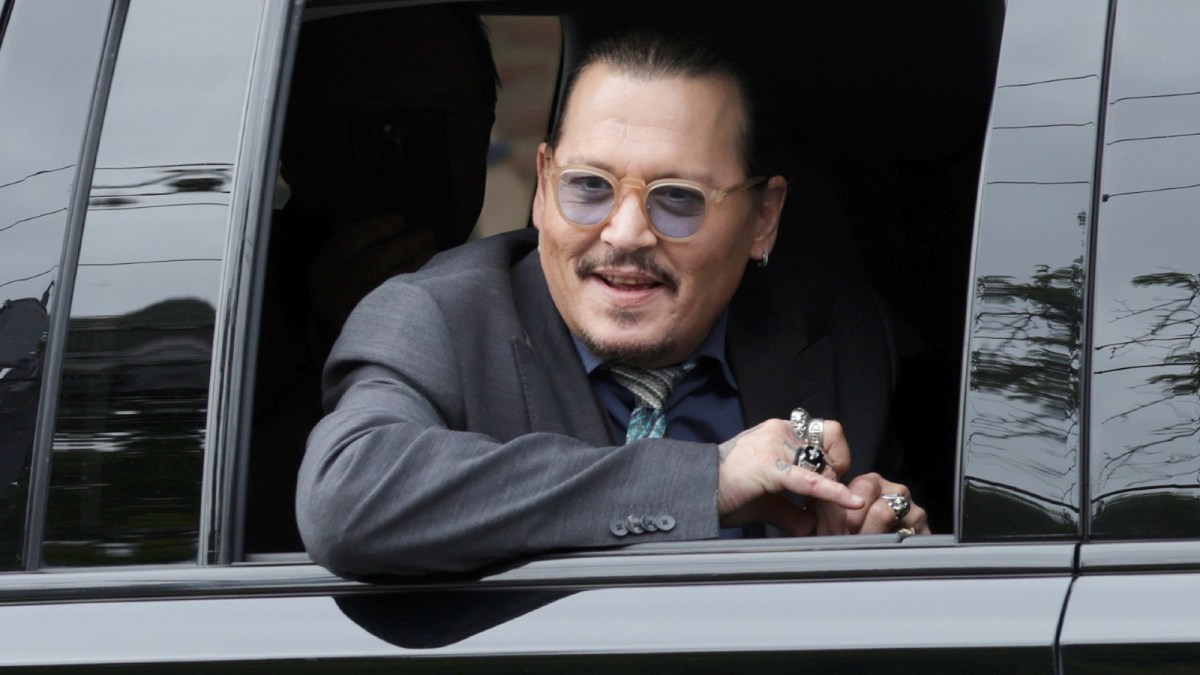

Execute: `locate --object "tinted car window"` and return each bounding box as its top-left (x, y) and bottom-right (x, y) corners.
top-left (1089, 0), bottom-right (1200, 539)
top-left (959, 0), bottom-right (1108, 540)
top-left (0, 0), bottom-right (113, 571)
top-left (42, 0), bottom-right (262, 566)
top-left (0, 1), bottom-right (1132, 670)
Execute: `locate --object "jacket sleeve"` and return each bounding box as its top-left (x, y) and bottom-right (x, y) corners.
top-left (296, 280), bottom-right (720, 577)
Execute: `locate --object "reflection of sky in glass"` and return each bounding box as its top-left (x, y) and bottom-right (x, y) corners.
top-left (1, 171), bottom-right (71, 301)
top-left (44, 0), bottom-right (265, 567)
top-left (986, 123), bottom-right (1095, 186)
top-left (991, 2), bottom-right (1106, 82)
top-left (0, 1), bottom-right (112, 306)
top-left (961, 0), bottom-right (1106, 517)
top-left (91, 3), bottom-right (255, 168)
top-left (1092, 2), bottom-right (1200, 498)
top-left (70, 0), bottom-right (261, 318)
top-left (975, 183), bottom-right (1091, 279)
top-left (73, 165), bottom-right (230, 317)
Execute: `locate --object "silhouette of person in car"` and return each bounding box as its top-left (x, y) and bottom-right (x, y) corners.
top-left (246, 5), bottom-right (498, 553)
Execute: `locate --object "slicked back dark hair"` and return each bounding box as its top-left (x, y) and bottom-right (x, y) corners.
top-left (549, 29), bottom-right (769, 178)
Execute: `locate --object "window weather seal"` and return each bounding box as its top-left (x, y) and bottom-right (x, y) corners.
top-left (1078, 0), bottom-right (1119, 543)
top-left (201, 0), bottom-right (301, 566)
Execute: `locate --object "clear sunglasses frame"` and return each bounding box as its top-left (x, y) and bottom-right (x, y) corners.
top-left (542, 148), bottom-right (764, 241)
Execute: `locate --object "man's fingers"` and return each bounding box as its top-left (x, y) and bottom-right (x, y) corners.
top-left (310, 225), bottom-right (438, 328)
top-left (718, 418), bottom-right (932, 538)
top-left (844, 473), bottom-right (884, 533)
top-left (812, 494), bottom-right (848, 536)
top-left (348, 227), bottom-right (437, 278)
top-left (776, 462), bottom-right (864, 510)
top-left (716, 418), bottom-right (862, 526)
top-left (785, 418), bottom-right (850, 477)
top-left (322, 212), bottom-right (410, 262)
top-left (817, 419), bottom-right (851, 477)
top-left (902, 504), bottom-right (932, 535)
top-left (860, 496), bottom-right (903, 534)
top-left (847, 474), bottom-right (931, 535)
top-left (762, 496), bottom-right (817, 536)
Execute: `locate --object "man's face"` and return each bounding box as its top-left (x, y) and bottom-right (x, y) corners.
top-left (533, 63), bottom-right (785, 367)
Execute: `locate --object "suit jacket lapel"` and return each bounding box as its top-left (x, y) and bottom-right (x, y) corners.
top-left (728, 268), bottom-right (839, 427)
top-left (510, 246), bottom-right (614, 446)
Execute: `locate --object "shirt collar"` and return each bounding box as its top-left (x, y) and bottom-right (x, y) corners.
top-left (570, 310), bottom-right (739, 390)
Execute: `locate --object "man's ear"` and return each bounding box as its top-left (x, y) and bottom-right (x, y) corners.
top-left (750, 175), bottom-right (787, 257)
top-left (532, 142), bottom-right (549, 230)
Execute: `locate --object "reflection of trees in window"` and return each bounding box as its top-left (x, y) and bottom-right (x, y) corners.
top-left (44, 297), bottom-right (214, 566)
top-left (1091, 269), bottom-right (1200, 538)
top-left (1096, 271), bottom-right (1200, 461)
top-left (963, 252), bottom-right (1084, 537)
top-left (971, 259), bottom-right (1083, 418)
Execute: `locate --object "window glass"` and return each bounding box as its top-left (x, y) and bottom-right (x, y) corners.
top-left (0, 0), bottom-right (113, 571)
top-left (43, 0), bottom-right (262, 566)
top-left (959, 0), bottom-right (1108, 539)
top-left (1089, 0), bottom-right (1200, 539)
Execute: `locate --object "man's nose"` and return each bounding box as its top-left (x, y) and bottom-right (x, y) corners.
top-left (599, 190), bottom-right (657, 251)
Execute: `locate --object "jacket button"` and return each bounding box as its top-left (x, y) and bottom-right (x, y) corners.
top-left (640, 515), bottom-right (659, 532)
top-left (609, 518), bottom-right (629, 537)
top-left (626, 515), bottom-right (645, 534)
top-left (655, 515), bottom-right (675, 531)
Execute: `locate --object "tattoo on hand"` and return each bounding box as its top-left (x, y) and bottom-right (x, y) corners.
top-left (775, 460), bottom-right (793, 473)
top-left (718, 426), bottom-right (757, 464)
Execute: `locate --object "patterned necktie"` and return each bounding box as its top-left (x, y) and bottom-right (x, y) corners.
top-left (608, 361), bottom-right (696, 442)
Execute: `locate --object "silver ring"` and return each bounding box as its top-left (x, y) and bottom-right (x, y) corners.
top-left (880, 493), bottom-right (911, 520)
top-left (895, 527), bottom-right (916, 536)
top-left (789, 407), bottom-right (810, 438)
top-left (793, 444), bottom-right (827, 473)
top-left (805, 418), bottom-right (825, 450)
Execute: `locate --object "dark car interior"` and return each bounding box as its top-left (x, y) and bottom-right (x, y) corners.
top-left (242, 0), bottom-right (1005, 557)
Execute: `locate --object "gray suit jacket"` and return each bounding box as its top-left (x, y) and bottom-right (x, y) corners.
top-left (297, 228), bottom-right (894, 576)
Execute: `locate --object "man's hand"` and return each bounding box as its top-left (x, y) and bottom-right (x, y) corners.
top-left (716, 419), bottom-right (864, 535)
top-left (308, 213), bottom-right (438, 332)
top-left (716, 418), bottom-right (929, 537)
top-left (844, 473), bottom-right (930, 535)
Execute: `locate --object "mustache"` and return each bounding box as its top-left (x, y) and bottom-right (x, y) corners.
top-left (576, 251), bottom-right (679, 292)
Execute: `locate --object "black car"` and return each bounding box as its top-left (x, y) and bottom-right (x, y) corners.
top-left (2, 0), bottom-right (1199, 671)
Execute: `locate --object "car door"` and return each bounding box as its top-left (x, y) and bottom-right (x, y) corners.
top-left (1060, 1), bottom-right (1200, 670)
top-left (0, 0), bottom-right (1117, 672)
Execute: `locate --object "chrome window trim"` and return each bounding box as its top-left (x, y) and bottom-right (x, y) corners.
top-left (201, 0), bottom-right (298, 566)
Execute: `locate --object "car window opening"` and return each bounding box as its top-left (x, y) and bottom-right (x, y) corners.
top-left (242, 1), bottom-right (1004, 560)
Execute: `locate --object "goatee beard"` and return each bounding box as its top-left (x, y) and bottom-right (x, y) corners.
top-left (579, 324), bottom-right (677, 368)
top-left (574, 250), bottom-right (679, 366)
